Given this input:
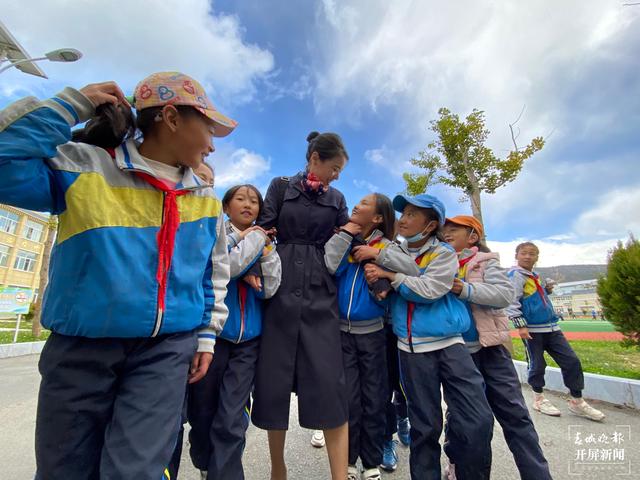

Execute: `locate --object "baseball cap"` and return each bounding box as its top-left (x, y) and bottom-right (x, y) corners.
top-left (444, 215), bottom-right (484, 238)
top-left (392, 194), bottom-right (446, 225)
top-left (132, 71), bottom-right (237, 137)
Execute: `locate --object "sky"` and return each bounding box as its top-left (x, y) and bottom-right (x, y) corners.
top-left (1, 0), bottom-right (638, 267)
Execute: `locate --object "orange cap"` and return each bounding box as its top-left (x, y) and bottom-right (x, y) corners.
top-left (445, 215), bottom-right (484, 238)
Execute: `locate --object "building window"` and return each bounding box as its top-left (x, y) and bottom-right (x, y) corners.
top-left (13, 250), bottom-right (38, 272)
top-left (0, 209), bottom-right (20, 234)
top-left (22, 220), bottom-right (44, 242)
top-left (0, 244), bottom-right (10, 267)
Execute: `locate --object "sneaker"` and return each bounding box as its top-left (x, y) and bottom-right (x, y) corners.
top-left (444, 462), bottom-right (457, 480)
top-left (347, 465), bottom-right (360, 480)
top-left (380, 439), bottom-right (398, 471)
top-left (568, 398), bottom-right (606, 422)
top-left (397, 416), bottom-right (411, 446)
top-left (533, 394), bottom-right (561, 416)
top-left (362, 467), bottom-right (381, 480)
top-left (310, 430), bottom-right (325, 448)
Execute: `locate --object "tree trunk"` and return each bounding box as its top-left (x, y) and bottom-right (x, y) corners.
top-left (31, 216), bottom-right (57, 338)
top-left (469, 189), bottom-right (483, 225)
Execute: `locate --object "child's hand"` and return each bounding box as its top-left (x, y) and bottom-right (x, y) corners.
top-left (240, 225), bottom-right (267, 240)
top-left (188, 352), bottom-right (213, 384)
top-left (364, 263), bottom-right (393, 283)
top-left (262, 246), bottom-right (271, 257)
top-left (340, 222), bottom-right (362, 236)
top-left (352, 245), bottom-right (379, 262)
top-left (451, 278), bottom-right (464, 295)
top-left (243, 274), bottom-right (262, 292)
top-left (517, 327), bottom-right (532, 340)
top-left (80, 81), bottom-right (130, 108)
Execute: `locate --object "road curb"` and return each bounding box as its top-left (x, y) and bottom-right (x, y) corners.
top-left (0, 341), bottom-right (45, 359)
top-left (513, 360), bottom-right (640, 409)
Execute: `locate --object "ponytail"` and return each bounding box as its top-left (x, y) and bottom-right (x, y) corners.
top-left (71, 103), bottom-right (135, 149)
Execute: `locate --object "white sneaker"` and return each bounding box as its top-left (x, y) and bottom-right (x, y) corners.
top-left (311, 429), bottom-right (326, 448)
top-left (362, 467), bottom-right (381, 480)
top-left (533, 394), bottom-right (561, 416)
top-left (347, 465), bottom-right (360, 480)
top-left (568, 398), bottom-right (606, 422)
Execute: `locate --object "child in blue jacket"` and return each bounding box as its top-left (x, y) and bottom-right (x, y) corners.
top-left (324, 193), bottom-right (419, 480)
top-left (0, 72), bottom-right (233, 479)
top-left (507, 242), bottom-right (605, 422)
top-left (364, 194), bottom-right (494, 480)
top-left (188, 184), bottom-right (281, 480)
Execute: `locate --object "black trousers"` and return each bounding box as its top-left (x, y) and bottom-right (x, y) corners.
top-left (342, 329), bottom-right (388, 469)
top-left (399, 343), bottom-right (494, 480)
top-left (383, 324), bottom-right (407, 441)
top-left (472, 346), bottom-right (552, 480)
top-left (523, 330), bottom-right (584, 397)
top-left (35, 331), bottom-right (196, 480)
top-left (188, 337), bottom-right (259, 480)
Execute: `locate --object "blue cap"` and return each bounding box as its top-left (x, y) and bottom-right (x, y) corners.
top-left (392, 194), bottom-right (446, 225)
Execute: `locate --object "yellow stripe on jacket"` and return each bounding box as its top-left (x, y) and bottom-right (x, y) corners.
top-left (58, 172), bottom-right (222, 244)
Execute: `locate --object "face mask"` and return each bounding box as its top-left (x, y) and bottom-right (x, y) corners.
top-left (405, 222), bottom-right (436, 243)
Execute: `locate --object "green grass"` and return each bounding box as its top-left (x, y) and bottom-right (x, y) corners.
top-left (512, 340), bottom-right (640, 380)
top-left (552, 320), bottom-right (616, 333)
top-left (0, 330), bottom-right (50, 344)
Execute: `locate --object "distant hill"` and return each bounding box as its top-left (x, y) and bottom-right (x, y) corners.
top-left (536, 265), bottom-right (607, 283)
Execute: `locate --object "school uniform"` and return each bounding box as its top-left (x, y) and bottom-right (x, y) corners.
top-left (0, 89), bottom-right (230, 480)
top-left (324, 229), bottom-right (419, 468)
top-left (454, 249), bottom-right (552, 480)
top-left (507, 267), bottom-right (584, 397)
top-left (251, 173), bottom-right (350, 430)
top-left (390, 237), bottom-right (494, 480)
top-left (188, 221), bottom-right (281, 480)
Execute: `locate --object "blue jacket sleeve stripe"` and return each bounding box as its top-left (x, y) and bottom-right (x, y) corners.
top-left (52, 97), bottom-right (80, 124)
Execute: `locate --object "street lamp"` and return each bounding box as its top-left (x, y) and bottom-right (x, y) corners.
top-left (0, 20), bottom-right (82, 78)
top-left (0, 48), bottom-right (83, 75)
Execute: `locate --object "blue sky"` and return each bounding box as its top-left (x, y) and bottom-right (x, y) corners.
top-left (1, 0), bottom-right (639, 266)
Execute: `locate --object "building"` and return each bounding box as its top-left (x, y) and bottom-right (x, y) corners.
top-left (549, 279), bottom-right (602, 317)
top-left (0, 204), bottom-right (50, 300)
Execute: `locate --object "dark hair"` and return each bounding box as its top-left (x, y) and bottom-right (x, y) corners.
top-left (222, 184), bottom-right (264, 216)
top-left (71, 103), bottom-right (136, 148)
top-left (72, 104), bottom-right (205, 149)
top-left (372, 193), bottom-right (396, 241)
top-left (306, 131), bottom-right (349, 162)
top-left (516, 241), bottom-right (539, 254)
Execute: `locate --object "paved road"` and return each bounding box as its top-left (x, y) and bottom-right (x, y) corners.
top-left (1, 354), bottom-right (639, 479)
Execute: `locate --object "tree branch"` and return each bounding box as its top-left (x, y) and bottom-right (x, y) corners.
top-left (509, 104), bottom-right (526, 151)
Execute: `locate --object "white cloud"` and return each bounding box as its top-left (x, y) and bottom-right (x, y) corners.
top-left (353, 179), bottom-right (379, 192)
top-left (1, 0), bottom-right (274, 105)
top-left (212, 146), bottom-right (271, 189)
top-left (487, 238), bottom-right (621, 268)
top-left (573, 185), bottom-right (640, 237)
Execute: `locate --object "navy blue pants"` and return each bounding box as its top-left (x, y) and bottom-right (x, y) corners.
top-left (35, 331), bottom-right (196, 480)
top-left (188, 337), bottom-right (259, 480)
top-left (472, 346), bottom-right (552, 480)
top-left (341, 329), bottom-right (388, 469)
top-left (523, 330), bottom-right (584, 397)
top-left (383, 325), bottom-right (407, 441)
top-left (399, 343), bottom-right (494, 480)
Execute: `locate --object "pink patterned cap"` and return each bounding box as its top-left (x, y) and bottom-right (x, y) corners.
top-left (133, 71), bottom-right (237, 137)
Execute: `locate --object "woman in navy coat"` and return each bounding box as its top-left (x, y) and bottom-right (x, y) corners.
top-left (252, 131), bottom-right (350, 479)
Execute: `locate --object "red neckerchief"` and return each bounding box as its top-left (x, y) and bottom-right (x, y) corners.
top-left (135, 171), bottom-right (190, 313)
top-left (531, 272), bottom-right (548, 306)
top-left (302, 172), bottom-right (327, 195)
top-left (105, 147), bottom-right (190, 314)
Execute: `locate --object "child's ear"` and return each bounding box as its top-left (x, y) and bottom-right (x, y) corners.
top-left (469, 231), bottom-right (479, 244)
top-left (373, 213), bottom-right (383, 225)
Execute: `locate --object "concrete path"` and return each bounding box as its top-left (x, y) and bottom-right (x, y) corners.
top-left (1, 354), bottom-right (639, 479)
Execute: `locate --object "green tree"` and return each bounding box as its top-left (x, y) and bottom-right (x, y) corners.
top-left (403, 107), bottom-right (544, 227)
top-left (597, 236), bottom-right (640, 349)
